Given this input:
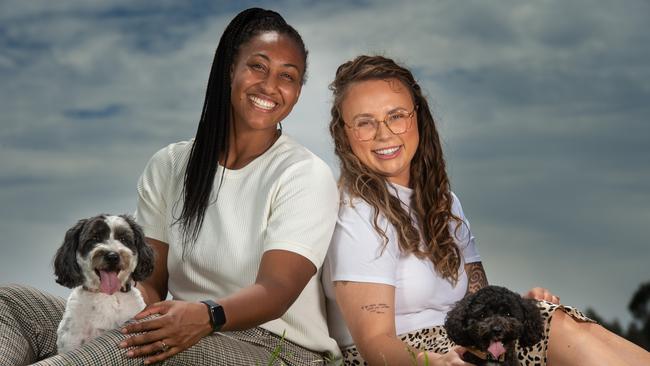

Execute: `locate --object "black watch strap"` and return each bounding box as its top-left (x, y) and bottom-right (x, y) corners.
top-left (200, 300), bottom-right (226, 332)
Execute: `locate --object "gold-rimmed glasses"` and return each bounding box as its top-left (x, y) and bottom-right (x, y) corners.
top-left (344, 107), bottom-right (417, 141)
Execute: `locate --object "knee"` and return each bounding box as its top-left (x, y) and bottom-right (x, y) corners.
top-left (0, 284), bottom-right (23, 303)
top-left (0, 285), bottom-right (28, 318)
top-left (550, 309), bottom-right (575, 332)
top-left (0, 284), bottom-right (33, 302)
top-left (0, 284), bottom-right (54, 314)
top-left (549, 309), bottom-right (592, 342)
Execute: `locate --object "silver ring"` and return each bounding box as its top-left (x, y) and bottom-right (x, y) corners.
top-left (160, 341), bottom-right (170, 353)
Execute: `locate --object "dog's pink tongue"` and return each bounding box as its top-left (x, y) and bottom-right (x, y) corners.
top-left (99, 270), bottom-right (120, 295)
top-left (488, 341), bottom-right (506, 359)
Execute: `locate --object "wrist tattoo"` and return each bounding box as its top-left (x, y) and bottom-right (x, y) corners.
top-left (466, 262), bottom-right (488, 294)
top-left (360, 303), bottom-right (390, 314)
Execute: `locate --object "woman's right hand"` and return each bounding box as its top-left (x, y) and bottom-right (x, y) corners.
top-left (417, 346), bottom-right (475, 366)
top-left (524, 287), bottom-right (560, 304)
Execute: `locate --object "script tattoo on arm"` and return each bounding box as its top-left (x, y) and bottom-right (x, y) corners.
top-left (466, 262), bottom-right (488, 294)
top-left (360, 303), bottom-right (390, 314)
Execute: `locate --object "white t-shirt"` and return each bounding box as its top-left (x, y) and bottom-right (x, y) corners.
top-left (322, 184), bottom-right (481, 347)
top-left (135, 134), bottom-right (340, 357)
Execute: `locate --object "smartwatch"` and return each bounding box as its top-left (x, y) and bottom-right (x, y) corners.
top-left (200, 300), bottom-right (226, 332)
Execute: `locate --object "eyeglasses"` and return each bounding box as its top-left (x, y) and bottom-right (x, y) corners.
top-left (344, 107), bottom-right (416, 142)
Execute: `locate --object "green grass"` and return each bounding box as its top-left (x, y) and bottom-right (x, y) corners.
top-left (264, 330), bottom-right (291, 365)
top-left (261, 331), bottom-right (431, 365)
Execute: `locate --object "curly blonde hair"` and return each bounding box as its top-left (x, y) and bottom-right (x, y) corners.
top-left (329, 55), bottom-right (463, 284)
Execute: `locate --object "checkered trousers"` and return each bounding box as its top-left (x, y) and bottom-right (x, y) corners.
top-left (0, 284), bottom-right (330, 365)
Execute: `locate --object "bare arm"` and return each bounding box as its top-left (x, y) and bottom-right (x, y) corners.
top-left (463, 261), bottom-right (560, 303)
top-left (334, 281), bottom-right (418, 365)
top-left (217, 249), bottom-right (316, 331)
top-left (122, 248), bottom-right (317, 363)
top-left (136, 237), bottom-right (169, 305)
top-left (465, 262), bottom-right (488, 294)
top-left (334, 281), bottom-right (469, 366)
top-left (132, 248), bottom-right (315, 330)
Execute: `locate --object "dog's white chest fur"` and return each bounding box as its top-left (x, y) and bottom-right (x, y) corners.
top-left (56, 286), bottom-right (145, 353)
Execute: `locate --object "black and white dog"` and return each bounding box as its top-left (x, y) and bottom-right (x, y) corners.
top-left (53, 214), bottom-right (154, 353)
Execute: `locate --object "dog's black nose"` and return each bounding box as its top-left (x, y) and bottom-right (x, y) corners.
top-left (104, 252), bottom-right (120, 265)
top-left (493, 325), bottom-right (503, 333)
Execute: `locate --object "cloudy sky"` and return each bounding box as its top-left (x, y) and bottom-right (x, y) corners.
top-left (1, 0), bottom-right (648, 326)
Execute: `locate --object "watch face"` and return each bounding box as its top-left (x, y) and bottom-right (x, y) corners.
top-left (211, 303), bottom-right (226, 328)
top-left (202, 300), bottom-right (226, 331)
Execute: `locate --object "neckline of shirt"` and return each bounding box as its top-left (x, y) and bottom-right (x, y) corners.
top-left (389, 182), bottom-right (413, 200)
top-left (216, 133), bottom-right (288, 177)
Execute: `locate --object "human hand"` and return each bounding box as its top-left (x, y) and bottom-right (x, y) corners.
top-left (119, 300), bottom-right (213, 365)
top-left (417, 346), bottom-right (475, 366)
top-left (524, 287), bottom-right (560, 304)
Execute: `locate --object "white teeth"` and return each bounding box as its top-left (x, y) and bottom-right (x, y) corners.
top-left (374, 146), bottom-right (400, 155)
top-left (249, 95), bottom-right (276, 110)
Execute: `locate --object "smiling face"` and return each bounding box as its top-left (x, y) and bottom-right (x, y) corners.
top-left (230, 31), bottom-right (305, 135)
top-left (341, 78), bottom-right (419, 187)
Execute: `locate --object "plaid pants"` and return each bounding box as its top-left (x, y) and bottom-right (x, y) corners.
top-left (0, 284), bottom-right (329, 365)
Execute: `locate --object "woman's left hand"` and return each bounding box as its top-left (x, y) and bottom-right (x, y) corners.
top-left (119, 300), bottom-right (213, 365)
top-left (524, 287), bottom-right (560, 304)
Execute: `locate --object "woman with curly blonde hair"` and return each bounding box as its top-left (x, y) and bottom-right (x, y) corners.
top-left (321, 55), bottom-right (649, 366)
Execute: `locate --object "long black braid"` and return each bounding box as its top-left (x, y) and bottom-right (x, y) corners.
top-left (177, 8), bottom-right (308, 252)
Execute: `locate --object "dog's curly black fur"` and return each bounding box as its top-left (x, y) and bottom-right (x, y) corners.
top-left (444, 285), bottom-right (544, 366)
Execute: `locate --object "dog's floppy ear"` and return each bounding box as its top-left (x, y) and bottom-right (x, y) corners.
top-left (518, 297), bottom-right (544, 347)
top-left (54, 219), bottom-right (87, 288)
top-left (121, 214), bottom-right (154, 282)
top-left (444, 294), bottom-right (474, 346)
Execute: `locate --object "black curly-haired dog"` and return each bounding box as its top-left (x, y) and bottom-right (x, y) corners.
top-left (444, 285), bottom-right (544, 366)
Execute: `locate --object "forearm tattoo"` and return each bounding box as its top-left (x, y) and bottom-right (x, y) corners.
top-left (466, 262), bottom-right (488, 294)
top-left (360, 303), bottom-right (390, 314)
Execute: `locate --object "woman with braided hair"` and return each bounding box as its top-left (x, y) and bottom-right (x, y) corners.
top-left (321, 55), bottom-right (650, 365)
top-left (0, 8), bottom-right (340, 365)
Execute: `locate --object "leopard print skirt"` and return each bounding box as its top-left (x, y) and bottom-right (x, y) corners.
top-left (340, 301), bottom-right (593, 366)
